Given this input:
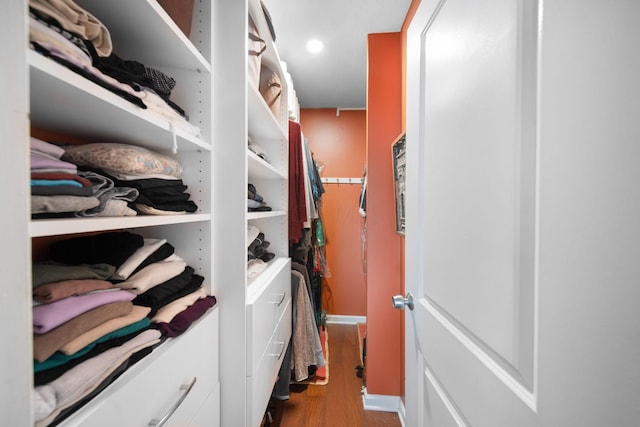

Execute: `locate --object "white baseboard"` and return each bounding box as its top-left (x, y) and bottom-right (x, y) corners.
top-left (361, 387), bottom-right (402, 413)
top-left (326, 314), bottom-right (367, 325)
top-left (398, 399), bottom-right (406, 427)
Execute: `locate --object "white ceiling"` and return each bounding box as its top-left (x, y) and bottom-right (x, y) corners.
top-left (261, 0), bottom-right (412, 109)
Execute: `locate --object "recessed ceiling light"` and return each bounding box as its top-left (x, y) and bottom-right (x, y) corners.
top-left (306, 39), bottom-right (324, 54)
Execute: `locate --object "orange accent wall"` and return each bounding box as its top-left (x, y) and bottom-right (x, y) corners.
top-left (299, 109), bottom-right (367, 316)
top-left (365, 32), bottom-right (403, 397)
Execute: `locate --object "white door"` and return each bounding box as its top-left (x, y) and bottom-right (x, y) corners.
top-left (403, 1), bottom-right (640, 426)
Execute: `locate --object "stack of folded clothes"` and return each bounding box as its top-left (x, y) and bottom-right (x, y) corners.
top-left (248, 183), bottom-right (272, 212)
top-left (31, 137), bottom-right (188, 218)
top-left (31, 137), bottom-right (141, 218)
top-left (32, 231), bottom-right (217, 426)
top-left (31, 136), bottom-right (92, 217)
top-left (28, 0), bottom-right (200, 137)
top-left (246, 224), bottom-right (276, 279)
top-left (61, 142), bottom-right (199, 215)
top-left (248, 232), bottom-right (274, 263)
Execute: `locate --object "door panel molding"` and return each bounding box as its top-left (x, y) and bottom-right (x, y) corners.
top-left (419, 0), bottom-right (538, 374)
top-left (416, 0), bottom-right (540, 404)
top-left (425, 296), bottom-right (535, 395)
top-left (418, 298), bottom-right (537, 412)
top-left (424, 361), bottom-right (470, 427)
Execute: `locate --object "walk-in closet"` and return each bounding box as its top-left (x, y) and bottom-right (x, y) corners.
top-left (1, 0), bottom-right (409, 425)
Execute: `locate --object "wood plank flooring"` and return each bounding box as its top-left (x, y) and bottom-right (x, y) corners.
top-left (267, 323), bottom-right (402, 427)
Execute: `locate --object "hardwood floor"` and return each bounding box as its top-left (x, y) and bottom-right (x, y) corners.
top-left (267, 323), bottom-right (402, 427)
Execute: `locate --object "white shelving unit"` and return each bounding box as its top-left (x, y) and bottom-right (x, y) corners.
top-left (1, 0), bottom-right (295, 424)
top-left (214, 0), bottom-right (293, 425)
top-left (1, 0), bottom-right (219, 425)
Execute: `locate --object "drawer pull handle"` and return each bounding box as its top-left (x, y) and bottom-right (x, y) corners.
top-left (272, 292), bottom-right (286, 306)
top-left (149, 377), bottom-right (197, 427)
top-left (269, 341), bottom-right (286, 360)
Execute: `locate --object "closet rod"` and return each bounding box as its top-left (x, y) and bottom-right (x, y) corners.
top-left (321, 177), bottom-right (363, 184)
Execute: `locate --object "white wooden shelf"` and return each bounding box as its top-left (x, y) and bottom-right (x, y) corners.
top-left (247, 84), bottom-right (288, 141)
top-left (248, 150), bottom-right (287, 180)
top-left (29, 52), bottom-right (211, 153)
top-left (30, 213), bottom-right (211, 238)
top-left (247, 210), bottom-right (287, 220)
top-left (75, 0), bottom-right (211, 71)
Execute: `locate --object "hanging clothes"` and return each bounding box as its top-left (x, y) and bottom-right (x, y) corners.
top-left (288, 121), bottom-right (307, 244)
top-left (300, 136), bottom-right (325, 227)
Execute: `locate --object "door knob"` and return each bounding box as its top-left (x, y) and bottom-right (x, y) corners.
top-left (392, 293), bottom-right (414, 311)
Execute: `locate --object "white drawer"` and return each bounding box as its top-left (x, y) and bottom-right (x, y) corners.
top-left (187, 381), bottom-right (220, 427)
top-left (59, 307), bottom-right (219, 427)
top-left (246, 262), bottom-right (291, 375)
top-left (248, 299), bottom-right (292, 427)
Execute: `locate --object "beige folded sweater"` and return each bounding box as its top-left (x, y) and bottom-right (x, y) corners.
top-left (29, 0), bottom-right (113, 57)
top-left (60, 305), bottom-right (151, 355)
